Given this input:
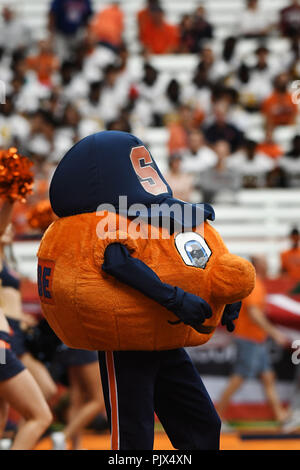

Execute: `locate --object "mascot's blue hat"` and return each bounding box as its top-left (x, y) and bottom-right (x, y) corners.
top-left (50, 131), bottom-right (215, 227)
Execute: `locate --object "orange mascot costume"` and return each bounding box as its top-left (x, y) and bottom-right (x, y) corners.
top-left (38, 131), bottom-right (255, 450)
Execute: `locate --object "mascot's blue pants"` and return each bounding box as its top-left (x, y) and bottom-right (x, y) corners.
top-left (98, 348), bottom-right (221, 450)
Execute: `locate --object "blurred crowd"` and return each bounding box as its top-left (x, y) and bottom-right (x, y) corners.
top-left (0, 0), bottom-right (300, 235)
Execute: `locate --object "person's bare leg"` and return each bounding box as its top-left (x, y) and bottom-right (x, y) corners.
top-left (63, 362), bottom-right (104, 449)
top-left (51, 376), bottom-right (84, 450)
top-left (260, 370), bottom-right (288, 423)
top-left (20, 353), bottom-right (57, 402)
top-left (0, 397), bottom-right (9, 438)
top-left (67, 375), bottom-right (84, 450)
top-left (0, 370), bottom-right (52, 449)
top-left (217, 375), bottom-right (245, 419)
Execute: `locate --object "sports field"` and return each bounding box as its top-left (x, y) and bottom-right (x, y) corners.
top-left (35, 425), bottom-right (300, 450)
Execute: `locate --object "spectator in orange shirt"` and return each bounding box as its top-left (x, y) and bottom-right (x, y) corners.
top-left (262, 73), bottom-right (298, 128)
top-left (280, 227), bottom-right (300, 280)
top-left (257, 125), bottom-right (283, 160)
top-left (139, 4), bottom-right (179, 54)
top-left (137, 0), bottom-right (160, 40)
top-left (90, 1), bottom-right (124, 50)
top-left (26, 39), bottom-right (59, 87)
top-left (168, 104), bottom-right (201, 154)
top-left (217, 256), bottom-right (288, 426)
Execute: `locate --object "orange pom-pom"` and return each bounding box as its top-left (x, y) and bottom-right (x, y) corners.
top-left (0, 148), bottom-right (33, 202)
top-left (27, 200), bottom-right (56, 232)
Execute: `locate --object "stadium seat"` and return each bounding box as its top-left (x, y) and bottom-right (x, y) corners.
top-left (149, 55), bottom-right (199, 74)
top-left (273, 126), bottom-right (299, 147)
top-left (144, 128), bottom-right (169, 146)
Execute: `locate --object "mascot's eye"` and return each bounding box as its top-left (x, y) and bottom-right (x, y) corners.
top-left (175, 232), bottom-right (211, 269)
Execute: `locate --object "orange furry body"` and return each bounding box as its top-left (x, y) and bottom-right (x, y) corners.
top-left (37, 212), bottom-right (255, 351)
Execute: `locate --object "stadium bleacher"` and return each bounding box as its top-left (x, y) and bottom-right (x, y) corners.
top-left (3, 0), bottom-right (291, 39)
top-left (213, 189), bottom-right (300, 275)
top-left (0, 0), bottom-right (299, 277)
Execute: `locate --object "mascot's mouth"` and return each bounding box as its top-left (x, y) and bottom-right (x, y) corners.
top-left (168, 319), bottom-right (215, 334)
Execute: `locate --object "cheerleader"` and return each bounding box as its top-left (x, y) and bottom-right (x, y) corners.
top-left (0, 223), bottom-right (57, 403)
top-left (51, 345), bottom-right (106, 450)
top-left (0, 186), bottom-right (52, 448)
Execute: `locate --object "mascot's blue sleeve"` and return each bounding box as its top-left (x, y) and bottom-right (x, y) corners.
top-left (102, 243), bottom-right (213, 328)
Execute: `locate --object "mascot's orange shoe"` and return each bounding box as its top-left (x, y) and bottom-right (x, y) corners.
top-left (38, 131), bottom-right (255, 351)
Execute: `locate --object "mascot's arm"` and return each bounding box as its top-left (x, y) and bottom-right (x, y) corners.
top-left (221, 302), bottom-right (242, 332)
top-left (102, 243), bottom-right (212, 329)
